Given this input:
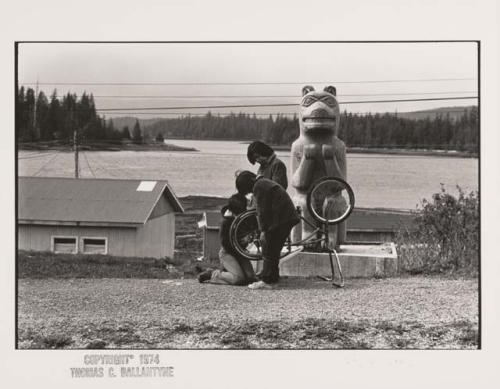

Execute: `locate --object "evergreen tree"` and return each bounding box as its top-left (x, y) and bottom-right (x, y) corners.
top-left (132, 120), bottom-right (143, 144)
top-left (16, 86), bottom-right (27, 141)
top-left (122, 126), bottom-right (131, 140)
top-left (36, 91), bottom-right (50, 140)
top-left (25, 88), bottom-right (37, 140)
top-left (155, 132), bottom-right (164, 142)
top-left (47, 90), bottom-right (63, 140)
top-left (106, 118), bottom-right (115, 139)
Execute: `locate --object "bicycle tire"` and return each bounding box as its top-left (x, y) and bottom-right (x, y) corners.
top-left (229, 209), bottom-right (264, 261)
top-left (306, 176), bottom-right (355, 225)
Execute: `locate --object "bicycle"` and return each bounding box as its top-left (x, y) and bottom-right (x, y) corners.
top-left (229, 176), bottom-right (355, 288)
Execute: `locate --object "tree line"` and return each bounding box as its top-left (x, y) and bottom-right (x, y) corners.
top-left (145, 108), bottom-right (478, 152)
top-left (338, 109), bottom-right (478, 151)
top-left (17, 87), bottom-right (478, 152)
top-left (16, 87), bottom-right (144, 145)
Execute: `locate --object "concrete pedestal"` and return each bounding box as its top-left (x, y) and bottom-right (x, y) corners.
top-left (276, 243), bottom-right (398, 278)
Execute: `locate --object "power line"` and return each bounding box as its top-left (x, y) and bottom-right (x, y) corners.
top-left (86, 153), bottom-right (121, 178)
top-left (82, 151), bottom-right (96, 178)
top-left (18, 77), bottom-right (477, 86)
top-left (94, 153), bottom-right (134, 178)
top-left (108, 112), bottom-right (292, 116)
top-left (46, 90), bottom-right (478, 99)
top-left (32, 151), bottom-right (61, 176)
top-left (18, 140), bottom-right (74, 146)
top-left (18, 151), bottom-right (46, 157)
top-left (82, 153), bottom-right (113, 177)
top-left (101, 108), bottom-right (474, 116)
top-left (18, 139), bottom-right (71, 145)
top-left (330, 96), bottom-right (477, 105)
top-left (18, 151), bottom-right (64, 159)
top-left (95, 96), bottom-right (478, 112)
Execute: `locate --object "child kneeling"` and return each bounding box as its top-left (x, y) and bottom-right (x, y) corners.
top-left (198, 193), bottom-right (257, 285)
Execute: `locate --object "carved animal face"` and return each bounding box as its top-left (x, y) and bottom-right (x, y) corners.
top-left (299, 85), bottom-right (340, 135)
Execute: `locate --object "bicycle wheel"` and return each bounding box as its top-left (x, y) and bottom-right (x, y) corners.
top-left (229, 209), bottom-right (264, 261)
top-left (307, 176), bottom-right (355, 225)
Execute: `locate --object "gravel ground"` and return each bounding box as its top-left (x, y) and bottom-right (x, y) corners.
top-left (17, 276), bottom-right (479, 349)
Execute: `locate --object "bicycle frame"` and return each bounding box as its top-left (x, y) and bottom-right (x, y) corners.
top-left (229, 176), bottom-right (353, 288)
top-left (231, 208), bottom-right (344, 288)
top-left (282, 209), bottom-right (344, 288)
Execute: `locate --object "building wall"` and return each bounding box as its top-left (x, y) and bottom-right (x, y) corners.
top-left (18, 224), bottom-right (135, 255)
top-left (135, 213), bottom-right (175, 259)
top-left (347, 230), bottom-right (395, 243)
top-left (18, 213), bottom-right (175, 259)
top-left (203, 228), bottom-right (221, 263)
top-left (149, 194), bottom-right (175, 218)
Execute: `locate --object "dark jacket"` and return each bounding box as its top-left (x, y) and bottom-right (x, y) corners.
top-left (257, 153), bottom-right (288, 190)
top-left (219, 193), bottom-right (248, 255)
top-left (252, 177), bottom-right (300, 233)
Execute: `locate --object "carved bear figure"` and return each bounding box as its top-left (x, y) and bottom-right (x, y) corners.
top-left (290, 85), bottom-right (347, 249)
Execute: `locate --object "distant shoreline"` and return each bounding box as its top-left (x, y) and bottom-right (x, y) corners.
top-left (247, 143), bottom-right (477, 158)
top-left (165, 138), bottom-right (477, 158)
top-left (349, 147), bottom-right (476, 158)
top-left (18, 139), bottom-right (477, 158)
top-left (18, 141), bottom-right (198, 153)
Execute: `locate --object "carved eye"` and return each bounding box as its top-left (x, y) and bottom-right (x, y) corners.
top-left (301, 96), bottom-right (317, 107)
top-left (321, 96), bottom-right (337, 107)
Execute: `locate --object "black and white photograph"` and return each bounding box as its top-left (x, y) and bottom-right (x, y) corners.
top-left (3, 0), bottom-right (500, 388)
top-left (16, 40), bottom-right (480, 350)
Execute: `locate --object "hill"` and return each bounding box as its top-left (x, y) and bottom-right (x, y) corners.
top-left (108, 106), bottom-right (478, 128)
top-left (396, 106), bottom-right (476, 121)
top-left (107, 116), bottom-right (164, 131)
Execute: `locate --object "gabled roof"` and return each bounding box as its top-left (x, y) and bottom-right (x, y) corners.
top-left (18, 177), bottom-right (184, 225)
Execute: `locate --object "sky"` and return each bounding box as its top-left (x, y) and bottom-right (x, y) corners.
top-left (17, 41), bottom-right (478, 119)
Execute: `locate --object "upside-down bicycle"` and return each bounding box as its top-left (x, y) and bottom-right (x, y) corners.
top-left (229, 176), bottom-right (355, 288)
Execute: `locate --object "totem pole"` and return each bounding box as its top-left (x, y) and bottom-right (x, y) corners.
top-left (290, 85), bottom-right (347, 249)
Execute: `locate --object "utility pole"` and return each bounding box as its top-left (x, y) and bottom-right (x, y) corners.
top-left (72, 105), bottom-right (79, 178)
top-left (33, 78), bottom-right (39, 139)
top-left (74, 127), bottom-right (79, 178)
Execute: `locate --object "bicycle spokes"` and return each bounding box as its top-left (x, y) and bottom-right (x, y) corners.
top-left (307, 176), bottom-right (355, 226)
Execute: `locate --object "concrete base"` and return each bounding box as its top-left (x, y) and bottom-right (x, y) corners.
top-left (277, 243), bottom-right (398, 278)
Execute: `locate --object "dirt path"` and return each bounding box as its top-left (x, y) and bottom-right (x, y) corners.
top-left (17, 276), bottom-right (478, 349)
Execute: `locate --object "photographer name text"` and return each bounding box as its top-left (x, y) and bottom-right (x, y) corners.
top-left (70, 354), bottom-right (174, 379)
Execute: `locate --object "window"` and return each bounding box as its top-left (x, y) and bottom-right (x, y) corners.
top-left (52, 236), bottom-right (77, 254)
top-left (81, 237), bottom-right (108, 255)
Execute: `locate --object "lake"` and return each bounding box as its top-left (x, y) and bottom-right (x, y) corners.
top-left (18, 139), bottom-right (478, 210)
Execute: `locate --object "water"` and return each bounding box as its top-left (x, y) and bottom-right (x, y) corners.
top-left (18, 139), bottom-right (478, 210)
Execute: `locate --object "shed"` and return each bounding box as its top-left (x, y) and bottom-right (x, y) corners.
top-left (198, 207), bottom-right (415, 262)
top-left (197, 211), bottom-right (223, 263)
top-left (17, 177), bottom-right (184, 259)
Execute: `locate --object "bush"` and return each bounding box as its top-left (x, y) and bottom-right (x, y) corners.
top-left (396, 185), bottom-right (479, 275)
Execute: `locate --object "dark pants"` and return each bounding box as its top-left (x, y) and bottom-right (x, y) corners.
top-left (259, 223), bottom-right (294, 284)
